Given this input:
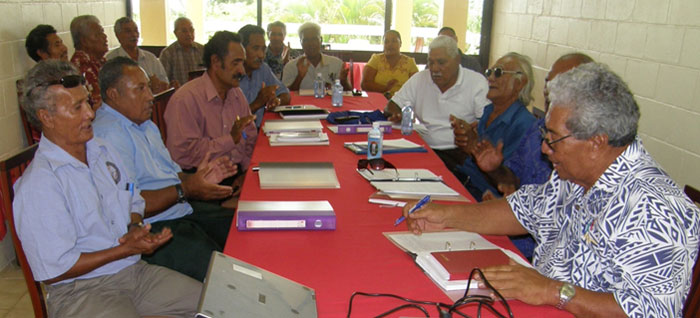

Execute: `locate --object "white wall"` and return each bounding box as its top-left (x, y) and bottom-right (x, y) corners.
top-left (490, 0), bottom-right (700, 189)
top-left (0, 0), bottom-right (125, 271)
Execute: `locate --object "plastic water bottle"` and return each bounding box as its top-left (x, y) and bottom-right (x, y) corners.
top-left (367, 122), bottom-right (383, 160)
top-left (313, 73), bottom-right (325, 98)
top-left (401, 104), bottom-right (414, 135)
top-left (331, 79), bottom-right (343, 107)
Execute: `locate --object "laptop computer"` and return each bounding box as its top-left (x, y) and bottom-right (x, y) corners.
top-left (196, 252), bottom-right (318, 318)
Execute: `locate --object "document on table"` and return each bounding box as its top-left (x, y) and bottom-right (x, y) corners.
top-left (370, 181), bottom-right (460, 196)
top-left (262, 120), bottom-right (324, 135)
top-left (357, 168), bottom-right (441, 182)
top-left (258, 162), bottom-right (340, 189)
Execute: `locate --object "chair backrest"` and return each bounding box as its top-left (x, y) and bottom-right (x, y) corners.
top-left (684, 185), bottom-right (700, 318)
top-left (151, 87), bottom-right (176, 144)
top-left (188, 69), bottom-right (205, 82)
top-left (16, 80), bottom-right (41, 146)
top-left (0, 144), bottom-right (45, 318)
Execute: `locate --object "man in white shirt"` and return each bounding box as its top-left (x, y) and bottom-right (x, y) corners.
top-left (106, 17), bottom-right (170, 93)
top-left (282, 22), bottom-right (351, 91)
top-left (385, 35), bottom-right (490, 168)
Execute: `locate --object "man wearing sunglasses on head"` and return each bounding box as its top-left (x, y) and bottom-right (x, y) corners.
top-left (13, 60), bottom-right (201, 317)
top-left (403, 63), bottom-right (700, 318)
top-left (384, 35), bottom-right (490, 173)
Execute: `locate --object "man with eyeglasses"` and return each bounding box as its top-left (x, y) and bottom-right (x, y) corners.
top-left (282, 22), bottom-right (352, 91)
top-left (467, 53), bottom-right (594, 200)
top-left (402, 62), bottom-right (700, 318)
top-left (13, 60), bottom-right (201, 317)
top-left (384, 35), bottom-right (489, 169)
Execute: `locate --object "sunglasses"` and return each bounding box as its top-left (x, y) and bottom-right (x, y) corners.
top-left (44, 74), bottom-right (86, 88)
top-left (484, 67), bottom-right (522, 78)
top-left (357, 158), bottom-right (397, 174)
top-left (539, 126), bottom-right (572, 150)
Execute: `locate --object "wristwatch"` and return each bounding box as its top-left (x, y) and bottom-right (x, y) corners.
top-left (175, 183), bottom-right (186, 203)
top-left (557, 282), bottom-right (576, 309)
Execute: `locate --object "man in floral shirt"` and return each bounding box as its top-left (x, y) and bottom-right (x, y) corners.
top-left (70, 15), bottom-right (108, 109)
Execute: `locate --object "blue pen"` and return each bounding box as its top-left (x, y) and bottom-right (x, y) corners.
top-left (394, 195), bottom-right (431, 226)
top-left (237, 116), bottom-right (248, 140)
top-left (126, 182), bottom-right (134, 211)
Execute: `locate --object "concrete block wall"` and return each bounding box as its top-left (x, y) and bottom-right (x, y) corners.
top-left (0, 0), bottom-right (125, 271)
top-left (491, 0), bottom-right (700, 189)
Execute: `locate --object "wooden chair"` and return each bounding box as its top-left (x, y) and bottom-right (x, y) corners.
top-left (685, 185), bottom-right (700, 318)
top-left (188, 69), bottom-right (205, 82)
top-left (151, 87), bottom-right (176, 144)
top-left (16, 80), bottom-right (41, 146)
top-left (0, 144), bottom-right (45, 317)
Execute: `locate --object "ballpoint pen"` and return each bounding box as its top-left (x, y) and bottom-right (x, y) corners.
top-left (236, 116), bottom-right (248, 140)
top-left (394, 195), bottom-right (431, 226)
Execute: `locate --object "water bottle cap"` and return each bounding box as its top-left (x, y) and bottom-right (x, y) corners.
top-left (335, 79), bottom-right (340, 84)
top-left (372, 121), bottom-right (380, 128)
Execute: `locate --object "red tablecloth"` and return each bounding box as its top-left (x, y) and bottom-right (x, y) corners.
top-left (223, 92), bottom-right (572, 317)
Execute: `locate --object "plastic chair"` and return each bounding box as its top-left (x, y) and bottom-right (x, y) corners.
top-left (0, 144), bottom-right (45, 317)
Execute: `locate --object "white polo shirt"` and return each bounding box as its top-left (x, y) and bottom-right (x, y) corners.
top-left (282, 53), bottom-right (344, 90)
top-left (392, 67), bottom-right (490, 149)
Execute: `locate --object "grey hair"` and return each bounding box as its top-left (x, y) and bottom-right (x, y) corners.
top-left (298, 22), bottom-right (321, 42)
top-left (547, 62), bottom-right (639, 147)
top-left (22, 60), bottom-right (80, 130)
top-left (502, 52), bottom-right (534, 105)
top-left (267, 21), bottom-right (286, 34)
top-left (114, 17), bottom-right (134, 35)
top-left (174, 17), bottom-right (192, 31)
top-left (70, 15), bottom-right (101, 50)
top-left (429, 35), bottom-right (459, 59)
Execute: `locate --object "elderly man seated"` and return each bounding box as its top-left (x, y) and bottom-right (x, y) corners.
top-left (70, 15), bottom-right (109, 108)
top-left (107, 17), bottom-right (171, 93)
top-left (404, 62), bottom-right (700, 318)
top-left (159, 17), bottom-right (205, 85)
top-left (265, 21), bottom-right (301, 80)
top-left (282, 22), bottom-right (351, 91)
top-left (93, 57), bottom-right (238, 281)
top-left (165, 31), bottom-right (257, 193)
top-left (384, 35), bottom-right (490, 167)
top-left (25, 24), bottom-right (68, 62)
top-left (451, 52), bottom-right (537, 201)
top-left (13, 60), bottom-right (201, 317)
top-left (238, 24), bottom-right (291, 128)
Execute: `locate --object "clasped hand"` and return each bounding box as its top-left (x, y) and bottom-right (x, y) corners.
top-left (119, 223), bottom-right (172, 255)
top-left (182, 151), bottom-right (237, 201)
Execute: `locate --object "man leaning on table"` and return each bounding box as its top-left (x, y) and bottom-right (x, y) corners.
top-left (164, 31), bottom-right (257, 192)
top-left (238, 24), bottom-right (291, 128)
top-left (93, 57), bottom-right (238, 281)
top-left (384, 35), bottom-right (490, 169)
top-left (282, 22), bottom-right (352, 91)
top-left (13, 60), bottom-right (201, 317)
top-left (403, 62), bottom-right (700, 318)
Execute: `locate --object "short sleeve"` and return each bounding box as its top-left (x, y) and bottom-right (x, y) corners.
top-left (366, 54), bottom-right (381, 69)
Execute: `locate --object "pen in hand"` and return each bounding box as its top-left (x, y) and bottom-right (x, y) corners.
top-left (394, 195), bottom-right (431, 226)
top-left (236, 116), bottom-right (248, 140)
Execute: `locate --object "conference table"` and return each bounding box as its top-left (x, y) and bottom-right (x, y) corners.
top-left (223, 92), bottom-right (573, 317)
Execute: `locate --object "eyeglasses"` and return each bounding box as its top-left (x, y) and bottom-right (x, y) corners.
top-left (357, 158), bottom-right (397, 174)
top-left (26, 74), bottom-right (87, 98)
top-left (43, 74), bottom-right (86, 89)
top-left (484, 67), bottom-right (522, 78)
top-left (539, 126), bottom-right (572, 150)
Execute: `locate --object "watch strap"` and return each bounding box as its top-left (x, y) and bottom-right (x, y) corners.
top-left (556, 283), bottom-right (575, 309)
top-left (175, 183), bottom-right (186, 203)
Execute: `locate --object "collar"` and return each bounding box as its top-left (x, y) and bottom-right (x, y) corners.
top-left (588, 137), bottom-right (642, 195)
top-left (98, 103), bottom-right (148, 130)
top-left (435, 66), bottom-right (465, 93)
top-left (201, 71), bottom-right (240, 103)
top-left (483, 100), bottom-right (527, 125)
top-left (37, 135), bottom-right (105, 171)
top-left (74, 50), bottom-right (106, 64)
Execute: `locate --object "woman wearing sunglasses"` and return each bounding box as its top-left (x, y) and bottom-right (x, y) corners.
top-left (452, 52), bottom-right (537, 201)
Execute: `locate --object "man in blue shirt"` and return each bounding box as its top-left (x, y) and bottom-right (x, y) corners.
top-left (93, 57), bottom-right (238, 281)
top-left (13, 60), bottom-right (201, 317)
top-left (238, 24), bottom-right (291, 128)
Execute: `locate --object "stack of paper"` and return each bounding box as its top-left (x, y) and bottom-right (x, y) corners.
top-left (344, 138), bottom-right (426, 154)
top-left (357, 168), bottom-right (441, 182)
top-left (269, 131), bottom-right (329, 146)
top-left (258, 162), bottom-right (340, 189)
top-left (370, 181), bottom-right (460, 197)
top-left (262, 120), bottom-right (323, 135)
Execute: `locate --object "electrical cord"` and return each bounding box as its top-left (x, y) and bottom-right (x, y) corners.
top-left (347, 268), bottom-right (515, 318)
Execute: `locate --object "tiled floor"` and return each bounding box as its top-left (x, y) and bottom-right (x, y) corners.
top-left (0, 264), bottom-right (33, 318)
